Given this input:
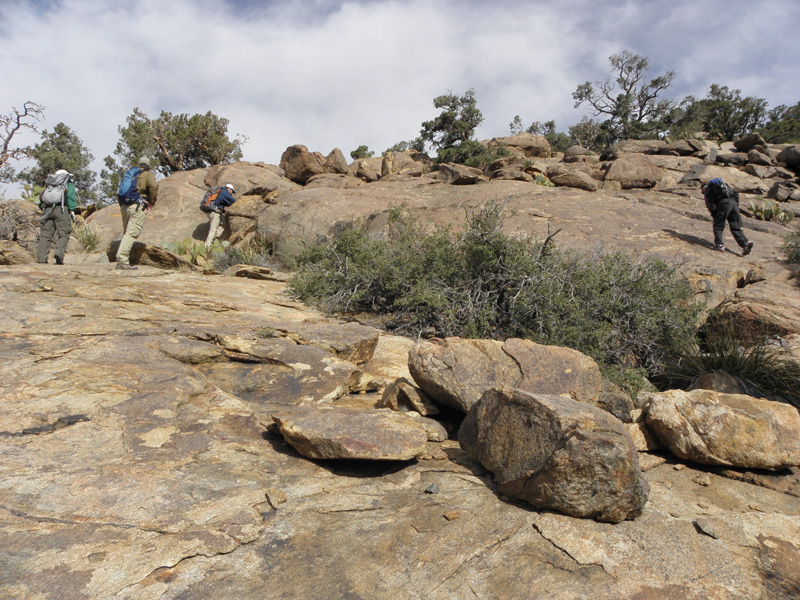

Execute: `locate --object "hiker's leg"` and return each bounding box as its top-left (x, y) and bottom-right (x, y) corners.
top-left (117, 205), bottom-right (146, 265)
top-left (53, 208), bottom-right (72, 261)
top-left (205, 212), bottom-right (221, 248)
top-left (727, 204), bottom-right (749, 248)
top-left (712, 204), bottom-right (730, 247)
top-left (37, 209), bottom-right (55, 263)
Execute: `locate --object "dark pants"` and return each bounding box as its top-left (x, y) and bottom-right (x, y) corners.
top-left (712, 199), bottom-right (749, 248)
top-left (37, 205), bottom-right (72, 263)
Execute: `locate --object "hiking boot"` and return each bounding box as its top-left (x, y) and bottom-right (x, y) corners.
top-left (742, 241), bottom-right (754, 256)
top-left (115, 263), bottom-right (138, 271)
top-left (55, 256), bottom-right (64, 265)
top-left (713, 245), bottom-right (725, 252)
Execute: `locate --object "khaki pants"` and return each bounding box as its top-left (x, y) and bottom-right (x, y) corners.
top-left (205, 211), bottom-right (223, 248)
top-left (116, 203), bottom-right (147, 265)
top-left (37, 205), bottom-right (72, 263)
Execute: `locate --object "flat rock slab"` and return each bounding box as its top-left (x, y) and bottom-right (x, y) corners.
top-left (271, 407), bottom-right (429, 460)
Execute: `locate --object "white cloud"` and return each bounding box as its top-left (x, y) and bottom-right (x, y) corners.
top-left (1, 0), bottom-right (798, 196)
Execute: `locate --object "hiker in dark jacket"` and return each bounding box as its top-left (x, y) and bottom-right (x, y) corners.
top-left (37, 169), bottom-right (78, 264)
top-left (702, 178), bottom-right (753, 256)
top-left (204, 183), bottom-right (237, 249)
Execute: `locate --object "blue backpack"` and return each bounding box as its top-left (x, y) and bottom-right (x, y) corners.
top-left (117, 167), bottom-right (142, 204)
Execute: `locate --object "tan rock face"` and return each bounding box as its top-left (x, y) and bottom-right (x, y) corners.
top-left (2, 256), bottom-right (800, 599)
top-left (645, 389), bottom-right (800, 470)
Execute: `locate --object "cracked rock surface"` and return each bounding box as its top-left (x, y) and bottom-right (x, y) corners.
top-left (3, 167), bottom-right (800, 599)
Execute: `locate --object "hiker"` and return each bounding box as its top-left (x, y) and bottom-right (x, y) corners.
top-left (37, 169), bottom-right (77, 265)
top-left (202, 183), bottom-right (237, 249)
top-left (701, 178), bottom-right (753, 256)
top-left (115, 157), bottom-right (158, 270)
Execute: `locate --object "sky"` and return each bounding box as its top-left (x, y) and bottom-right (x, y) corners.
top-left (1, 0), bottom-right (799, 195)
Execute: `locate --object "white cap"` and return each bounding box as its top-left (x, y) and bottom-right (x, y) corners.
top-left (225, 183), bottom-right (236, 193)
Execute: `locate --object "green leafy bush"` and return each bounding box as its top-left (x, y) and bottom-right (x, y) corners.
top-left (655, 313), bottom-right (800, 408)
top-left (290, 203), bottom-right (700, 384)
top-left (781, 223), bottom-right (800, 263)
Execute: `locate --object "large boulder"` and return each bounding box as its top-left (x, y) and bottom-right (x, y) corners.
top-left (459, 386), bottom-right (650, 522)
top-left (0, 239), bottom-right (35, 264)
top-left (550, 169), bottom-right (600, 191)
top-left (324, 148), bottom-right (349, 174)
top-left (777, 145), bottom-right (800, 168)
top-left (485, 133), bottom-right (551, 158)
top-left (348, 157), bottom-right (383, 182)
top-left (381, 151), bottom-right (424, 179)
top-left (603, 154), bottom-right (664, 189)
top-left (280, 145), bottom-right (326, 184)
top-left (645, 389), bottom-right (800, 470)
top-left (734, 132), bottom-right (768, 153)
top-left (437, 163), bottom-right (484, 185)
top-left (408, 337), bottom-right (601, 413)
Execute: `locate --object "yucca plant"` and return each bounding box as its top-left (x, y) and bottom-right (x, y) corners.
top-left (70, 221), bottom-right (102, 252)
top-left (655, 313), bottom-right (800, 408)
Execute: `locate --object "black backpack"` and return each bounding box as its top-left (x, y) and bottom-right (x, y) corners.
top-left (705, 178), bottom-right (736, 211)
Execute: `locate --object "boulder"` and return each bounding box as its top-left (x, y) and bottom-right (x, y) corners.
top-left (459, 386), bottom-right (650, 522)
top-left (324, 148), bottom-right (349, 174)
top-left (0, 239), bottom-right (35, 265)
top-left (550, 169), bottom-right (600, 191)
top-left (715, 152), bottom-right (749, 167)
top-left (381, 151), bottom-right (424, 179)
top-left (280, 145), bottom-right (326, 184)
top-left (777, 145), bottom-right (800, 168)
top-left (602, 139), bottom-right (666, 159)
top-left (378, 377), bottom-right (439, 416)
top-left (437, 163), bottom-right (484, 185)
top-left (271, 406), bottom-right (429, 460)
top-left (348, 157), bottom-right (383, 182)
top-left (747, 148), bottom-right (774, 166)
top-left (645, 389), bottom-right (800, 470)
top-left (603, 154), bottom-right (664, 189)
top-left (408, 337), bottom-right (601, 413)
top-left (734, 132), bottom-right (768, 153)
top-left (485, 133), bottom-right (551, 158)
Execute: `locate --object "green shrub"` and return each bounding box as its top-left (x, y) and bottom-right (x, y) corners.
top-left (748, 199), bottom-right (794, 223)
top-left (289, 203), bottom-right (701, 385)
top-left (70, 221), bottom-right (102, 252)
top-left (655, 313), bottom-right (800, 408)
top-left (781, 223), bottom-right (800, 263)
top-left (211, 235), bottom-right (273, 271)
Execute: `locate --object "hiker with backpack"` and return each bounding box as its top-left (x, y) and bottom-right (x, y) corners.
top-left (701, 177), bottom-right (753, 256)
top-left (37, 169), bottom-right (77, 265)
top-left (200, 183), bottom-right (237, 249)
top-left (115, 157), bottom-right (158, 270)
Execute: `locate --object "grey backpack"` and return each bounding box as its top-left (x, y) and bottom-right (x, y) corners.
top-left (40, 172), bottom-right (69, 207)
